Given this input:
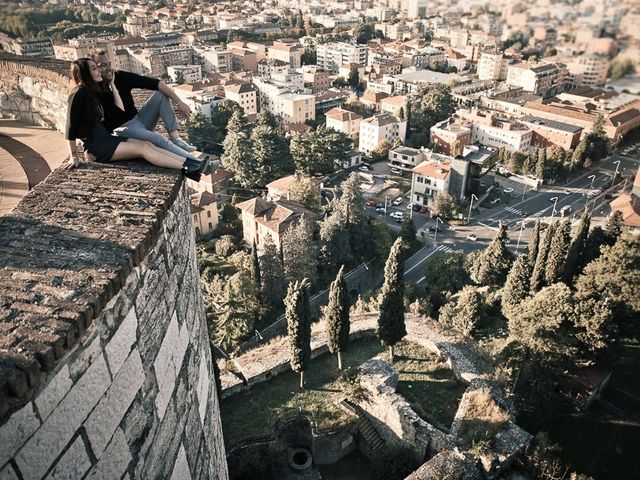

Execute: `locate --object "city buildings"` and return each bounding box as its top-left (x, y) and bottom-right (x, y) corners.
top-left (316, 42), bottom-right (368, 74)
top-left (359, 113), bottom-right (407, 156)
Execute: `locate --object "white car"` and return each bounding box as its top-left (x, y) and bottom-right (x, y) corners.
top-left (390, 168), bottom-right (403, 175)
top-left (389, 211), bottom-right (404, 220)
top-left (392, 196), bottom-right (403, 206)
top-left (503, 187), bottom-right (514, 194)
top-left (466, 233), bottom-right (478, 241)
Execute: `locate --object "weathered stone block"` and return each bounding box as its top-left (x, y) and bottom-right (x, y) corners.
top-left (0, 402), bottom-right (40, 468)
top-left (15, 355), bottom-right (110, 480)
top-left (0, 463), bottom-right (19, 480)
top-left (104, 306), bottom-right (138, 377)
top-left (46, 434), bottom-right (92, 480)
top-left (85, 428), bottom-right (132, 480)
top-left (196, 354), bottom-right (210, 425)
top-left (85, 349), bottom-right (145, 457)
top-left (34, 365), bottom-right (73, 422)
top-left (170, 444), bottom-right (191, 480)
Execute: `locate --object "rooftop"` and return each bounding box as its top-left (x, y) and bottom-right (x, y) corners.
top-left (519, 115), bottom-right (584, 133)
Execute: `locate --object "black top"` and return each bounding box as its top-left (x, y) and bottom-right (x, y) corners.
top-left (101, 70), bottom-right (160, 132)
top-left (66, 87), bottom-right (99, 141)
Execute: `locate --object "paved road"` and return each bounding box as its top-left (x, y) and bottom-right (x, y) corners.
top-left (397, 146), bottom-right (640, 286)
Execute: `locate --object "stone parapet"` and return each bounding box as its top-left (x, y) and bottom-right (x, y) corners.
top-left (0, 54), bottom-right (72, 132)
top-left (0, 161), bottom-right (228, 479)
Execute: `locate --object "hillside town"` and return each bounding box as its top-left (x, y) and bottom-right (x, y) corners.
top-left (0, 0), bottom-right (639, 479)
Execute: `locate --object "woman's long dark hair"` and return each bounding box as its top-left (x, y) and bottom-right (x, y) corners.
top-left (70, 57), bottom-right (103, 103)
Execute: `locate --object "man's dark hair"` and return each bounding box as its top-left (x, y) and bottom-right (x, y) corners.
top-left (91, 50), bottom-right (108, 61)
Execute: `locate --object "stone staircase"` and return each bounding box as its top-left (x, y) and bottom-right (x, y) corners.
top-left (339, 399), bottom-right (385, 451)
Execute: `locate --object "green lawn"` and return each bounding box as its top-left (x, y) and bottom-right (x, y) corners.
top-left (221, 337), bottom-right (466, 449)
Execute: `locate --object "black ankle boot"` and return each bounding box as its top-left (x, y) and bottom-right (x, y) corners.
top-left (182, 157), bottom-right (210, 182)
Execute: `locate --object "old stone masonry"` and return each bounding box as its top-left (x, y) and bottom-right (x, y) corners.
top-left (0, 161), bottom-right (229, 479)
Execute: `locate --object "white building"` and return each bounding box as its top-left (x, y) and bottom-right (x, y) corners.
top-left (457, 110), bottom-right (532, 152)
top-left (410, 159), bottom-right (451, 206)
top-left (316, 42), bottom-right (368, 74)
top-left (407, 0), bottom-right (428, 19)
top-left (224, 82), bottom-right (258, 116)
top-left (477, 52), bottom-right (509, 81)
top-left (325, 107), bottom-right (363, 142)
top-left (194, 46), bottom-right (232, 74)
top-left (359, 113), bottom-right (407, 156)
top-left (2, 37), bottom-right (54, 57)
top-left (506, 62), bottom-right (566, 98)
top-left (253, 77), bottom-right (315, 124)
top-left (167, 65), bottom-right (202, 84)
top-left (566, 54), bottom-right (609, 87)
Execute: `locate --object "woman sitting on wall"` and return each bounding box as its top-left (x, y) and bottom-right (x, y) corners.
top-left (65, 58), bottom-right (209, 181)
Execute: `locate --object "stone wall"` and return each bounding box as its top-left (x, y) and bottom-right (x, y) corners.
top-left (0, 54), bottom-right (72, 132)
top-left (0, 161), bottom-right (228, 479)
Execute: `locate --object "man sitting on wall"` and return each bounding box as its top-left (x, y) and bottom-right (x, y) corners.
top-left (91, 50), bottom-right (199, 158)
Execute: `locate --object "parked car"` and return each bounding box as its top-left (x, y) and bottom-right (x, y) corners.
top-left (503, 187), bottom-right (514, 194)
top-left (466, 233), bottom-right (478, 241)
top-left (359, 165), bottom-right (370, 172)
top-left (560, 205), bottom-right (572, 216)
top-left (390, 167), bottom-right (403, 175)
top-left (419, 206), bottom-right (429, 214)
top-left (366, 199), bottom-right (377, 206)
top-left (361, 162), bottom-right (373, 171)
top-left (587, 189), bottom-right (602, 198)
top-left (407, 202), bottom-right (418, 210)
top-left (389, 211), bottom-right (404, 220)
top-left (375, 207), bottom-right (385, 214)
top-left (428, 224), bottom-right (441, 232)
top-left (562, 190), bottom-right (571, 195)
top-left (392, 196), bottom-right (403, 206)
top-left (376, 202), bottom-right (384, 208)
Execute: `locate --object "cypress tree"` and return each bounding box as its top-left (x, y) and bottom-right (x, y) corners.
top-left (579, 226), bottom-right (607, 273)
top-left (502, 254), bottom-right (532, 317)
top-left (472, 222), bottom-right (513, 286)
top-left (286, 279), bottom-right (311, 389)
top-left (563, 211), bottom-right (590, 284)
top-left (531, 221), bottom-right (557, 292)
top-left (250, 240), bottom-right (261, 285)
top-left (378, 238), bottom-right (406, 360)
top-left (260, 235), bottom-right (286, 308)
top-left (545, 219), bottom-right (572, 285)
top-left (527, 220), bottom-right (541, 267)
top-left (535, 148), bottom-right (546, 179)
top-left (604, 210), bottom-right (624, 246)
top-left (326, 265), bottom-right (350, 370)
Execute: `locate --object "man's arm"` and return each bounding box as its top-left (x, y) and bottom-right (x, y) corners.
top-left (157, 81), bottom-right (192, 117)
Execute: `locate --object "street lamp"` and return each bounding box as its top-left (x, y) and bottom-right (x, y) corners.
top-left (522, 185), bottom-right (527, 201)
top-left (588, 174), bottom-right (596, 191)
top-left (467, 194), bottom-right (478, 224)
top-left (613, 160), bottom-right (621, 178)
top-left (550, 196), bottom-right (559, 219)
top-left (515, 221), bottom-right (526, 251)
top-left (432, 217), bottom-right (442, 251)
top-left (384, 196), bottom-right (388, 215)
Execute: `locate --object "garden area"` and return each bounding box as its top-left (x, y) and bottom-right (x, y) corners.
top-left (220, 337), bottom-right (466, 450)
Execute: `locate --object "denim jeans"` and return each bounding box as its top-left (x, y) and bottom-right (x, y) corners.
top-left (112, 91), bottom-right (190, 158)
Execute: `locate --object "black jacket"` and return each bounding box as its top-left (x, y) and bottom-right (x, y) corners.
top-left (65, 87), bottom-right (99, 141)
top-left (101, 70), bottom-right (160, 132)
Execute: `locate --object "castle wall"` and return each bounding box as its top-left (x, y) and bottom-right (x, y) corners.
top-left (0, 160), bottom-right (228, 479)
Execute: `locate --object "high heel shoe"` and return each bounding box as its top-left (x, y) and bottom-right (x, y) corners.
top-left (182, 157), bottom-right (210, 182)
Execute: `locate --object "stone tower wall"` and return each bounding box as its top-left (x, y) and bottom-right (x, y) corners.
top-left (0, 160), bottom-right (228, 479)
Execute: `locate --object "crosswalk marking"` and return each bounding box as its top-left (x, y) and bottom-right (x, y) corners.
top-left (505, 206), bottom-right (525, 216)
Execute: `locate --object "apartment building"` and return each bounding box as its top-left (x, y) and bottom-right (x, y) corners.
top-left (253, 76), bottom-right (315, 124)
top-left (566, 54), bottom-right (608, 88)
top-left (258, 58), bottom-right (289, 77)
top-left (267, 39), bottom-right (303, 69)
top-left (477, 52), bottom-right (509, 81)
top-left (226, 42), bottom-right (258, 72)
top-left (325, 107), bottom-right (363, 142)
top-left (224, 82), bottom-right (258, 116)
top-left (316, 42), bottom-right (368, 74)
top-left (411, 159), bottom-right (451, 206)
top-left (380, 95), bottom-right (408, 119)
top-left (458, 110), bottom-right (532, 152)
top-left (518, 116), bottom-right (583, 150)
top-left (123, 16), bottom-right (160, 36)
top-left (430, 119), bottom-right (471, 156)
top-left (2, 37), bottom-right (53, 57)
top-left (53, 35), bottom-right (115, 62)
top-left (167, 65), bottom-right (202, 84)
top-left (195, 46), bottom-right (232, 74)
top-left (301, 66), bottom-right (330, 93)
top-left (506, 62), bottom-right (566, 98)
top-left (128, 45), bottom-right (194, 77)
top-left (359, 113), bottom-right (407, 156)
top-left (190, 191), bottom-right (218, 239)
top-left (407, 0), bottom-right (428, 18)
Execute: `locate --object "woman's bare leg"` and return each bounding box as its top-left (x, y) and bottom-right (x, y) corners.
top-left (110, 139), bottom-right (184, 170)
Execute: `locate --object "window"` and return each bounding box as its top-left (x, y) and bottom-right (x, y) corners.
top-left (207, 210), bottom-right (211, 218)
top-left (193, 215), bottom-right (198, 222)
top-left (208, 222), bottom-right (213, 232)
